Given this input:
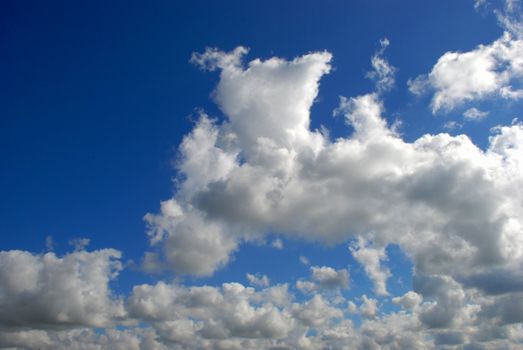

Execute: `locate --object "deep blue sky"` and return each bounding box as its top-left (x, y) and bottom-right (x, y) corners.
top-left (0, 0), bottom-right (511, 293)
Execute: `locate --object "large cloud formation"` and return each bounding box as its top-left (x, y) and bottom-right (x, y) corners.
top-left (3, 6), bottom-right (523, 349)
top-left (140, 42), bottom-right (523, 348)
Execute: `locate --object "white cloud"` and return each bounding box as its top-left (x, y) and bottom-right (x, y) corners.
top-left (299, 255), bottom-right (310, 265)
top-left (366, 38), bottom-right (396, 93)
top-left (271, 238), bottom-right (283, 249)
top-left (144, 198), bottom-right (237, 276)
top-left (141, 47), bottom-right (523, 328)
top-left (392, 291), bottom-right (422, 309)
top-left (6, 37), bottom-right (523, 348)
top-left (463, 107), bottom-right (489, 121)
top-left (0, 249), bottom-right (125, 328)
top-left (443, 120), bottom-right (462, 130)
top-left (350, 238), bottom-right (390, 296)
top-left (409, 32), bottom-right (523, 113)
top-left (297, 265), bottom-right (350, 293)
top-left (311, 266), bottom-right (350, 289)
top-left (246, 273), bottom-right (270, 287)
top-left (359, 294), bottom-right (379, 319)
top-left (136, 45), bottom-right (523, 348)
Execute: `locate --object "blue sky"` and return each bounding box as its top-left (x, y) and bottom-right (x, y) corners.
top-left (1, 1), bottom-right (523, 349)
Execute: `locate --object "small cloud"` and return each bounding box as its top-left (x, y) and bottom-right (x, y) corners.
top-left (69, 238), bottom-right (90, 252)
top-left (443, 120), bottom-right (462, 130)
top-left (296, 265), bottom-right (350, 293)
top-left (45, 235), bottom-right (54, 251)
top-left (474, 0), bottom-right (487, 10)
top-left (299, 256), bottom-right (310, 265)
top-left (407, 75), bottom-right (430, 95)
top-left (271, 238), bottom-right (283, 249)
top-left (366, 38), bottom-right (396, 93)
top-left (347, 301), bottom-right (358, 313)
top-left (246, 273), bottom-right (270, 287)
top-left (360, 295), bottom-right (379, 319)
top-left (463, 107), bottom-right (489, 121)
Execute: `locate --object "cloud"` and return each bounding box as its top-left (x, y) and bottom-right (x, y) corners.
top-left (297, 265), bottom-right (350, 293)
top-left (350, 238), bottom-right (390, 296)
top-left (144, 198), bottom-right (237, 276)
top-left (299, 255), bottom-right (310, 265)
top-left (359, 294), bottom-right (379, 319)
top-left (144, 45), bottom-right (523, 302)
top-left (68, 237), bottom-right (90, 251)
top-left (409, 32), bottom-right (523, 113)
top-left (127, 281), bottom-right (298, 345)
top-left (310, 266), bottom-right (350, 289)
top-left (392, 291), bottom-right (422, 309)
top-left (246, 273), bottom-right (270, 288)
top-left (443, 120), bottom-right (462, 130)
top-left (135, 45), bottom-right (523, 348)
top-left (0, 249), bottom-right (125, 329)
top-left (366, 38), bottom-right (396, 93)
top-left (6, 30), bottom-right (523, 347)
top-left (271, 238), bottom-right (284, 249)
top-left (463, 107), bottom-right (489, 121)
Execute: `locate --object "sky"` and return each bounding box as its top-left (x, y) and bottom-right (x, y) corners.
top-left (1, 0), bottom-right (523, 349)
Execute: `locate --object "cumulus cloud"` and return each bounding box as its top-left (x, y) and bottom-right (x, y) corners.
top-left (359, 294), bottom-right (379, 319)
top-left (392, 291), bottom-right (422, 309)
top-left (6, 17), bottom-right (523, 347)
top-left (136, 44), bottom-right (523, 348)
top-left (410, 0), bottom-right (523, 114)
top-left (0, 249), bottom-right (125, 329)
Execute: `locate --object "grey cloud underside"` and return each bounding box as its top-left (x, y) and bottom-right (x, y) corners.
top-left (3, 20), bottom-right (523, 349)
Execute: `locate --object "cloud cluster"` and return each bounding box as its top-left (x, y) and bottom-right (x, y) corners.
top-left (4, 4), bottom-right (523, 347)
top-left (137, 43), bottom-right (523, 348)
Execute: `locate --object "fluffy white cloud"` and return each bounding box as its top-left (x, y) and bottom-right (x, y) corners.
top-left (137, 44), bottom-right (523, 348)
top-left (0, 249), bottom-right (125, 329)
top-left (409, 2), bottom-right (523, 114)
top-left (144, 198), bottom-right (237, 276)
top-left (144, 44), bottom-right (523, 294)
top-left (350, 238), bottom-right (390, 296)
